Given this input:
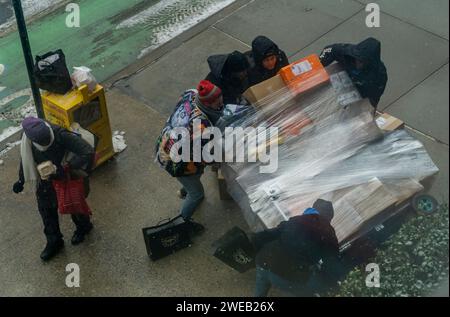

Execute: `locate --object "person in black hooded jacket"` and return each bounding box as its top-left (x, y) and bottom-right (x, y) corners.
top-left (319, 37), bottom-right (388, 109)
top-left (247, 35), bottom-right (289, 86)
top-left (251, 199), bottom-right (341, 297)
top-left (12, 117), bottom-right (95, 261)
top-left (205, 50), bottom-right (250, 105)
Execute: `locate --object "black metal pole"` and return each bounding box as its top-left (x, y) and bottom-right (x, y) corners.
top-left (12, 0), bottom-right (44, 118)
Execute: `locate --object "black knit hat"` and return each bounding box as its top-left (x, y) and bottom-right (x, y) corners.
top-left (313, 199), bottom-right (334, 222)
top-left (224, 51), bottom-right (249, 74)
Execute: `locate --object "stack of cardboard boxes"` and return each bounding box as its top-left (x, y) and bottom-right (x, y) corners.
top-left (218, 55), bottom-right (437, 247)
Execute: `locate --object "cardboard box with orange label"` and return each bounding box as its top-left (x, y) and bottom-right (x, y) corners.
top-left (279, 54), bottom-right (330, 96)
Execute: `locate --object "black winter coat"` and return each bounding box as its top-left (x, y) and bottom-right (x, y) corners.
top-left (247, 36), bottom-right (289, 86)
top-left (319, 37), bottom-right (388, 107)
top-left (252, 215), bottom-right (340, 285)
top-left (205, 54), bottom-right (250, 105)
top-left (19, 124), bottom-right (95, 183)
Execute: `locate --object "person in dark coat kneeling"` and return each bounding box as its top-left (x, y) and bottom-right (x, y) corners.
top-left (12, 117), bottom-right (95, 261)
top-left (319, 37), bottom-right (388, 110)
top-left (205, 50), bottom-right (250, 105)
top-left (251, 199), bottom-right (341, 297)
top-left (247, 35), bottom-right (289, 86)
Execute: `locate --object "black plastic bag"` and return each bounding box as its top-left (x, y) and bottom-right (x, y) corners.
top-left (212, 227), bottom-right (256, 273)
top-left (33, 49), bottom-right (73, 94)
top-left (142, 216), bottom-right (192, 261)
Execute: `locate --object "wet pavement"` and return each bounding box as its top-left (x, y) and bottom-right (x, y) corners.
top-left (0, 88), bottom-right (258, 296)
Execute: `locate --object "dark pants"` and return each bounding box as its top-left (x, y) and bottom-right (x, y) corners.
top-left (254, 266), bottom-right (327, 297)
top-left (36, 180), bottom-right (91, 244)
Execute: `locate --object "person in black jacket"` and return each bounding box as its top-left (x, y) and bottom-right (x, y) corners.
top-left (12, 117), bottom-right (95, 261)
top-left (319, 37), bottom-right (388, 110)
top-left (247, 35), bottom-right (289, 86)
top-left (205, 50), bottom-right (250, 105)
top-left (251, 199), bottom-right (341, 297)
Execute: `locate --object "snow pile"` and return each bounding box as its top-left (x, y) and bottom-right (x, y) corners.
top-left (0, 0), bottom-right (67, 32)
top-left (117, 0), bottom-right (183, 29)
top-left (0, 88), bottom-right (36, 142)
top-left (0, 64), bottom-right (5, 93)
top-left (0, 140), bottom-right (21, 157)
top-left (114, 0), bottom-right (236, 59)
top-left (139, 0), bottom-right (235, 58)
top-left (112, 130), bottom-right (127, 153)
top-left (0, 125), bottom-right (22, 144)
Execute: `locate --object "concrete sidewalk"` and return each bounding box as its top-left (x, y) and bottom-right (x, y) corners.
top-left (0, 0), bottom-right (448, 296)
top-left (0, 88), bottom-right (257, 296)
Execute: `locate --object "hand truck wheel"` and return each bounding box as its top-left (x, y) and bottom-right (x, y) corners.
top-left (412, 193), bottom-right (438, 215)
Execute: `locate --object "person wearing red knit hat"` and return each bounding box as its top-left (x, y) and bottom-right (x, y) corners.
top-left (195, 80), bottom-right (224, 125)
top-left (155, 80), bottom-right (224, 236)
top-left (197, 80), bottom-right (223, 108)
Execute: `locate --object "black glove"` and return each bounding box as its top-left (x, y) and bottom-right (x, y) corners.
top-left (13, 181), bottom-right (24, 194)
top-left (48, 164), bottom-right (66, 180)
top-left (55, 165), bottom-right (66, 179)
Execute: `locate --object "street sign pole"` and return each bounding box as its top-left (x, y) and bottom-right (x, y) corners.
top-left (12, 0), bottom-right (44, 118)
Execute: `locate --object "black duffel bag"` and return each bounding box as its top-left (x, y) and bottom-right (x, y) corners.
top-left (142, 215), bottom-right (192, 261)
top-left (33, 49), bottom-right (73, 94)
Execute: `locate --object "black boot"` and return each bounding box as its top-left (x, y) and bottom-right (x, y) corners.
top-left (71, 223), bottom-right (93, 245)
top-left (40, 239), bottom-right (64, 261)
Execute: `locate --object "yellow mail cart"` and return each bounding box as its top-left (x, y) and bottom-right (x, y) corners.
top-left (41, 84), bottom-right (115, 168)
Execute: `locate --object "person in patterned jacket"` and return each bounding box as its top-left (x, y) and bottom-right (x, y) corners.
top-left (155, 80), bottom-right (224, 235)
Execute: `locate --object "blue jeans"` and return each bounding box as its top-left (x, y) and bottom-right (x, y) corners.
top-left (176, 174), bottom-right (205, 220)
top-left (254, 266), bottom-right (322, 297)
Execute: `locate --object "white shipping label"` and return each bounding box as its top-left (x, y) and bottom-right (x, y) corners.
top-left (291, 61), bottom-right (312, 76)
top-left (338, 91), bottom-right (361, 106)
top-left (376, 116), bottom-right (387, 127)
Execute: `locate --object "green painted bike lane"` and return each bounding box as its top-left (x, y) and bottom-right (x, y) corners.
top-left (0, 0), bottom-right (231, 132)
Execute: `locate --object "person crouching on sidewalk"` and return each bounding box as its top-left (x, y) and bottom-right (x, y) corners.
top-left (12, 117), bottom-right (95, 261)
top-left (251, 199), bottom-right (342, 296)
top-left (155, 80), bottom-right (224, 235)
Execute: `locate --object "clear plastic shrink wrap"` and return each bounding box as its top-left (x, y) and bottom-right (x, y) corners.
top-left (221, 63), bottom-right (439, 245)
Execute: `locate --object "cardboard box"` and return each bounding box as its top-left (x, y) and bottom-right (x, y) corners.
top-left (279, 54), bottom-right (330, 96)
top-left (376, 112), bottom-right (404, 131)
top-left (243, 74), bottom-right (287, 105)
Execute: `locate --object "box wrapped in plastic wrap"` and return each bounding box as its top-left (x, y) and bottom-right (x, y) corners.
top-left (221, 63), bottom-right (439, 245)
